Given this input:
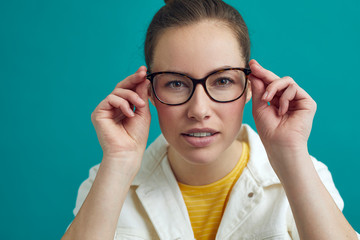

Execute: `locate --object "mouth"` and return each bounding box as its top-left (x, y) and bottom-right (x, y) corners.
top-left (181, 128), bottom-right (219, 148)
top-left (181, 128), bottom-right (219, 137)
top-left (183, 132), bottom-right (215, 137)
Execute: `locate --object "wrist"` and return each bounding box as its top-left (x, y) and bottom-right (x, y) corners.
top-left (266, 144), bottom-right (309, 162)
top-left (265, 146), bottom-right (313, 181)
top-left (101, 152), bottom-right (143, 179)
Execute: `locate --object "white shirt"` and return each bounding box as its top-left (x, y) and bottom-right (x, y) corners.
top-left (73, 124), bottom-right (359, 239)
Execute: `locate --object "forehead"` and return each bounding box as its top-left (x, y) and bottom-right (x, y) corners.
top-left (152, 20), bottom-right (244, 77)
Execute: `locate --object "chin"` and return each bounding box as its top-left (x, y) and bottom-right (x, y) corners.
top-left (179, 148), bottom-right (221, 166)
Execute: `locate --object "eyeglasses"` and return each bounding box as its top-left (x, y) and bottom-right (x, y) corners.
top-left (146, 67), bottom-right (251, 106)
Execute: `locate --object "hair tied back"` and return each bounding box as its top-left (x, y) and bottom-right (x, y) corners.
top-left (145, 0), bottom-right (250, 71)
top-left (164, 0), bottom-right (174, 4)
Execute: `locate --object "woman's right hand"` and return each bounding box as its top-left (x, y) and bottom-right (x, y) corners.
top-left (91, 66), bottom-right (151, 171)
top-left (61, 67), bottom-right (151, 240)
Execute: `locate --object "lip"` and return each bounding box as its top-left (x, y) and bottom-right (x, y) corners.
top-left (183, 128), bottom-right (218, 135)
top-left (181, 128), bottom-right (219, 148)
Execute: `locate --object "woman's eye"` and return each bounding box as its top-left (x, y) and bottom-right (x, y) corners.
top-left (166, 80), bottom-right (187, 89)
top-left (215, 78), bottom-right (233, 86)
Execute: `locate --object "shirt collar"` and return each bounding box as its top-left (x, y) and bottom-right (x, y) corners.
top-left (132, 124), bottom-right (280, 187)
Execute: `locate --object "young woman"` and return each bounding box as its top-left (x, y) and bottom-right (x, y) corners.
top-left (62, 0), bottom-right (359, 239)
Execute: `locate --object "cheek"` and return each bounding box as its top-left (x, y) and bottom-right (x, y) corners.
top-left (217, 101), bottom-right (246, 138)
top-left (219, 99), bottom-right (246, 123)
top-left (155, 102), bottom-right (180, 132)
top-left (155, 98), bottom-right (246, 134)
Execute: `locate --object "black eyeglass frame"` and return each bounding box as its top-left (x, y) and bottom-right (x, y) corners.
top-left (146, 67), bottom-right (251, 106)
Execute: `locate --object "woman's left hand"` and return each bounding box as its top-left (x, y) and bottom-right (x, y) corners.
top-left (249, 60), bottom-right (359, 240)
top-left (248, 59), bottom-right (317, 167)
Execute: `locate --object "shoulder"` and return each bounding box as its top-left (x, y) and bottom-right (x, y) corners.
top-left (132, 134), bottom-right (169, 185)
top-left (72, 163), bottom-right (100, 216)
top-left (310, 156), bottom-right (344, 210)
top-left (238, 124), bottom-right (343, 210)
top-left (72, 134), bottom-right (169, 216)
top-left (238, 124), bottom-right (280, 186)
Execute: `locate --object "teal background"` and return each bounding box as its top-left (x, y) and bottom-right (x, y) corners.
top-left (0, 0), bottom-right (359, 239)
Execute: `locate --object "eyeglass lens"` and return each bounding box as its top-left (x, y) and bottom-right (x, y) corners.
top-left (152, 69), bottom-right (246, 105)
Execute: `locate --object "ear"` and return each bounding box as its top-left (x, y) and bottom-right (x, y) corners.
top-left (245, 79), bottom-right (252, 103)
top-left (148, 83), bottom-right (156, 106)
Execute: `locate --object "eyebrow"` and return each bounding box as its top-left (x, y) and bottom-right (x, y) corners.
top-left (161, 65), bottom-right (236, 77)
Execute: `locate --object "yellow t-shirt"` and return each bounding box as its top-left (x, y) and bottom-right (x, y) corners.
top-left (178, 142), bottom-right (250, 240)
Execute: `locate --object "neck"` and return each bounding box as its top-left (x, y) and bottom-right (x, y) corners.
top-left (168, 140), bottom-right (243, 186)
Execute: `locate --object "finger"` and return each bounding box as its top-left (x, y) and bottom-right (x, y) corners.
top-left (106, 94), bottom-right (136, 118)
top-left (263, 76), bottom-right (296, 102)
top-left (136, 65), bottom-right (147, 73)
top-left (97, 87), bottom-right (147, 118)
top-left (112, 88), bottom-right (146, 108)
top-left (278, 84), bottom-right (297, 115)
top-left (249, 59), bottom-right (279, 84)
top-left (248, 74), bottom-right (268, 113)
top-left (134, 79), bottom-right (151, 118)
top-left (269, 95), bottom-right (280, 109)
top-left (264, 76), bottom-right (312, 105)
top-left (116, 66), bottom-right (148, 90)
top-left (136, 79), bottom-right (150, 102)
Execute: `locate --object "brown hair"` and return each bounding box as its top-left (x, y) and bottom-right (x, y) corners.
top-left (144, 0), bottom-right (251, 72)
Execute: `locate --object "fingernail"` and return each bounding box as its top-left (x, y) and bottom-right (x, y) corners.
top-left (138, 97), bottom-right (145, 105)
top-left (252, 63), bottom-right (261, 70)
top-left (278, 106), bottom-right (282, 115)
top-left (262, 91), bottom-right (269, 100)
top-left (252, 59), bottom-right (259, 66)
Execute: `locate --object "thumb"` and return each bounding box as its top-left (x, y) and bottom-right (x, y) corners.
top-left (136, 65), bottom-right (147, 73)
top-left (135, 79), bottom-right (151, 118)
top-left (249, 74), bottom-right (268, 115)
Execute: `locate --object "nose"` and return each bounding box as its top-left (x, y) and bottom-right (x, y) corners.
top-left (186, 84), bottom-right (212, 121)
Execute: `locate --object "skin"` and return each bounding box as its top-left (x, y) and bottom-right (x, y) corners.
top-left (150, 20), bottom-right (251, 185)
top-left (62, 20), bottom-right (358, 240)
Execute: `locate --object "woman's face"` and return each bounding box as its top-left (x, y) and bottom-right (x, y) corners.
top-left (151, 20), bottom-right (250, 165)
